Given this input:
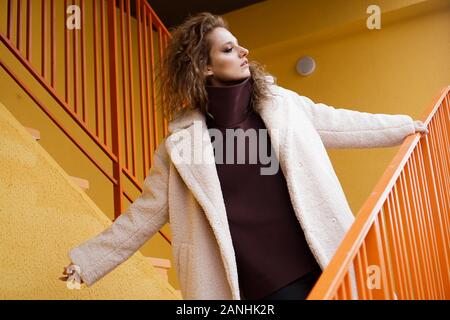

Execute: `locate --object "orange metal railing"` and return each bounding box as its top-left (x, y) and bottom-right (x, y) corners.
top-left (0, 0), bottom-right (171, 242)
top-left (307, 86), bottom-right (450, 300)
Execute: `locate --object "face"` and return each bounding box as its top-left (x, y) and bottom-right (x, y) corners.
top-left (205, 27), bottom-right (250, 86)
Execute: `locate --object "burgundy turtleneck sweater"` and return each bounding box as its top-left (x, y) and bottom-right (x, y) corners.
top-left (205, 76), bottom-right (321, 300)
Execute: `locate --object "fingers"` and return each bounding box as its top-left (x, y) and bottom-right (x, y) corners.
top-left (413, 120), bottom-right (429, 135)
top-left (63, 266), bottom-right (71, 275)
top-left (59, 275), bottom-right (69, 281)
top-left (61, 264), bottom-right (84, 285)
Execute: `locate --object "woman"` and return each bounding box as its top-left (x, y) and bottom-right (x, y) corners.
top-left (61, 12), bottom-right (428, 300)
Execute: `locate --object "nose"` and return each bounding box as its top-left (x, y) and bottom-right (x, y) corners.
top-left (239, 46), bottom-right (249, 57)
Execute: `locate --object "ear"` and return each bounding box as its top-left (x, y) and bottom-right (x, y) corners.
top-left (204, 65), bottom-right (213, 77)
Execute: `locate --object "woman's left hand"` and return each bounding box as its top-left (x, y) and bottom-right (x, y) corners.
top-left (413, 120), bottom-right (429, 136)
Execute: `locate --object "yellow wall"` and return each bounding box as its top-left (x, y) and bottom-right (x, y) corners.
top-left (0, 101), bottom-right (179, 299)
top-left (0, 0), bottom-right (178, 289)
top-left (224, 0), bottom-right (450, 213)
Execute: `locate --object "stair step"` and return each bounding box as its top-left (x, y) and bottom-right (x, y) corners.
top-left (147, 257), bottom-right (171, 269)
top-left (69, 176), bottom-right (90, 191)
top-left (25, 127), bottom-right (40, 140)
top-left (147, 257), bottom-right (171, 282)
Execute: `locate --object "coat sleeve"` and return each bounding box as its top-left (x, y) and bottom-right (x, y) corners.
top-left (294, 93), bottom-right (416, 149)
top-left (68, 140), bottom-right (170, 286)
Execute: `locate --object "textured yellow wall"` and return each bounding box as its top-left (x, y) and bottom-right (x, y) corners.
top-left (224, 0), bottom-right (450, 214)
top-left (0, 101), bottom-right (180, 299)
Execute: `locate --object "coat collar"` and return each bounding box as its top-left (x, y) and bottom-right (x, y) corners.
top-left (165, 76), bottom-right (285, 300)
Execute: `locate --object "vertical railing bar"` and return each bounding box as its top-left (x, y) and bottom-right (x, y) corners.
top-left (80, 0), bottom-right (87, 123)
top-left (149, 14), bottom-right (159, 151)
top-left (17, 0), bottom-right (22, 52)
top-left (7, 0), bottom-right (13, 40)
top-left (162, 32), bottom-right (168, 136)
top-left (342, 274), bottom-right (351, 300)
top-left (126, 0), bottom-right (137, 179)
top-left (101, 0), bottom-right (108, 145)
top-left (365, 217), bottom-right (391, 300)
top-left (416, 142), bottom-right (446, 299)
top-left (410, 149), bottom-right (436, 299)
top-left (41, 0), bottom-right (46, 78)
top-left (399, 170), bottom-right (425, 299)
top-left (360, 242), bottom-right (373, 300)
top-left (26, 0), bottom-right (31, 61)
top-left (157, 27), bottom-right (165, 139)
top-left (119, 0), bottom-right (130, 172)
top-left (385, 192), bottom-right (407, 299)
top-left (373, 217), bottom-right (392, 300)
top-left (339, 283), bottom-right (347, 300)
top-left (144, 8), bottom-right (154, 173)
top-left (64, 0), bottom-right (70, 104)
top-left (334, 288), bottom-right (341, 300)
top-left (390, 190), bottom-right (409, 299)
top-left (393, 184), bottom-right (414, 299)
top-left (398, 170), bottom-right (424, 299)
top-left (354, 250), bottom-right (367, 300)
top-left (378, 207), bottom-right (397, 298)
top-left (365, 217), bottom-right (389, 300)
top-left (136, 0), bottom-right (150, 179)
top-left (345, 273), bottom-right (353, 300)
top-left (107, 0), bottom-right (125, 218)
top-left (93, 0), bottom-right (101, 137)
top-left (73, 0), bottom-right (79, 115)
top-left (50, 0), bottom-right (55, 88)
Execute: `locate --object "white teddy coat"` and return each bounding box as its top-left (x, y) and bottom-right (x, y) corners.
top-left (69, 77), bottom-right (416, 300)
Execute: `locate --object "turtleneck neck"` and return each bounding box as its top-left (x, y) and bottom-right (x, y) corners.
top-left (205, 76), bottom-right (253, 128)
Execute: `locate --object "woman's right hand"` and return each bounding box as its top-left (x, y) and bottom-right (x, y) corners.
top-left (59, 263), bottom-right (84, 287)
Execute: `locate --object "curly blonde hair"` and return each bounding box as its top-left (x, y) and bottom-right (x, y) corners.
top-left (158, 12), bottom-right (276, 122)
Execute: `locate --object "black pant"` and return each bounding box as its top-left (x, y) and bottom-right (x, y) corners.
top-left (260, 269), bottom-right (322, 300)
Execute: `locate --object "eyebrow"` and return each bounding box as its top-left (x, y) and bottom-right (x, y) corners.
top-left (223, 39), bottom-right (239, 47)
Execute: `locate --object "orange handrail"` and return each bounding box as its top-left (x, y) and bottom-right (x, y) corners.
top-left (307, 86), bottom-right (450, 300)
top-left (0, 0), bottom-right (171, 243)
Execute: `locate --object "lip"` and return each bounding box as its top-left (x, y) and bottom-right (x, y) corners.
top-left (240, 60), bottom-right (248, 67)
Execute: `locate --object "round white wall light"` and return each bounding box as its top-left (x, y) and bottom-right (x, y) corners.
top-left (296, 56), bottom-right (316, 76)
